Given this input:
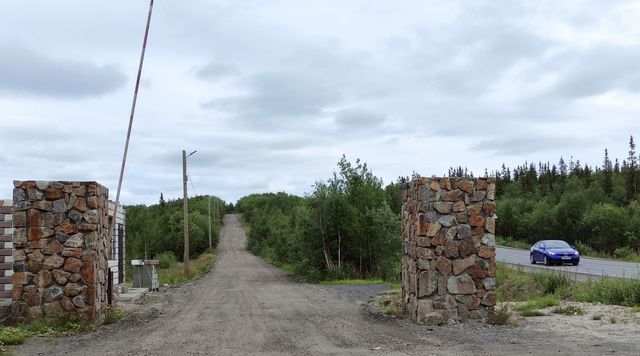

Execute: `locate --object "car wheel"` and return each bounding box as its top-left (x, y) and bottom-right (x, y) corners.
top-left (572, 261), bottom-right (579, 266)
top-left (530, 254), bottom-right (536, 264)
top-left (543, 256), bottom-right (549, 266)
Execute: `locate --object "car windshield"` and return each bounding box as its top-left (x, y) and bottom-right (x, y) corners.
top-left (544, 241), bottom-right (570, 249)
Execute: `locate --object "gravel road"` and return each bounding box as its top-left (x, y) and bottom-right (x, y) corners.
top-left (14, 214), bottom-right (640, 355)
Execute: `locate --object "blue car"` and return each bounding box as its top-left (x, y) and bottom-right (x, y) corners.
top-left (530, 240), bottom-right (580, 266)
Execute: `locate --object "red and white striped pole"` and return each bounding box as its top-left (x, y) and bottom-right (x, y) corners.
top-left (109, 0), bottom-right (155, 246)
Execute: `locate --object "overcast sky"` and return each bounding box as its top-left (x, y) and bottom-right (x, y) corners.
top-left (1, 1), bottom-right (639, 205)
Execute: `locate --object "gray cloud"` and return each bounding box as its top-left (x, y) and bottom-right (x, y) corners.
top-left (546, 45), bottom-right (640, 99)
top-left (0, 44), bottom-right (127, 98)
top-left (471, 135), bottom-right (601, 157)
top-left (194, 60), bottom-right (238, 81)
top-left (334, 108), bottom-right (386, 129)
top-left (202, 70), bottom-right (343, 126)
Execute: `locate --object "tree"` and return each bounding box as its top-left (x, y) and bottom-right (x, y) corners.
top-left (603, 148), bottom-right (613, 196)
top-left (627, 136), bottom-right (638, 200)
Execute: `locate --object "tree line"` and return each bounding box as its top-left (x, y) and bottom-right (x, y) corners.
top-left (484, 136), bottom-right (640, 256)
top-left (237, 156), bottom-right (403, 281)
top-left (125, 194), bottom-right (225, 262)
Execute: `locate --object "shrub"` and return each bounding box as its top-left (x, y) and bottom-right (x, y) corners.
top-left (613, 246), bottom-right (635, 260)
top-left (531, 272), bottom-right (572, 295)
top-left (104, 305), bottom-right (126, 325)
top-left (552, 305), bottom-right (584, 316)
top-left (575, 278), bottom-right (640, 307)
top-left (487, 304), bottom-right (512, 325)
top-left (157, 251), bottom-right (178, 269)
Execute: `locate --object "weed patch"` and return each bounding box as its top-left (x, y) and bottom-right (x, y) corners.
top-left (553, 305), bottom-right (584, 316)
top-left (487, 304), bottom-right (512, 325)
top-left (157, 250), bottom-right (216, 285)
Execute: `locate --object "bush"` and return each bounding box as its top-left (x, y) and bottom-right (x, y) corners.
top-left (487, 304), bottom-right (512, 325)
top-left (531, 272), bottom-right (572, 295)
top-left (157, 251), bottom-right (178, 269)
top-left (613, 246), bottom-right (635, 260)
top-left (575, 277), bottom-right (640, 307)
top-left (553, 304), bottom-right (584, 316)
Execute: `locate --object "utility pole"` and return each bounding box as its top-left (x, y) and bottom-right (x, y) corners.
top-left (182, 149), bottom-right (197, 275)
top-left (208, 195), bottom-right (212, 250)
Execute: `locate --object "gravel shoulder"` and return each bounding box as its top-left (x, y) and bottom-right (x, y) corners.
top-left (13, 214), bottom-right (640, 355)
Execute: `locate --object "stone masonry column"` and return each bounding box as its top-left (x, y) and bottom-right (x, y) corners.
top-left (402, 177), bottom-right (496, 325)
top-left (11, 181), bottom-right (111, 324)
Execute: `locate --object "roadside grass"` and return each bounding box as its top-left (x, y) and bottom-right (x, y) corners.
top-left (497, 262), bottom-right (640, 314)
top-left (0, 318), bottom-right (96, 353)
top-left (104, 304), bottom-right (127, 325)
top-left (495, 236), bottom-right (531, 250)
top-left (512, 296), bottom-right (560, 317)
top-left (157, 250), bottom-right (217, 285)
top-left (496, 236), bottom-right (640, 263)
top-left (552, 305), bottom-right (584, 316)
top-left (320, 278), bottom-right (401, 289)
top-left (487, 304), bottom-right (513, 325)
top-left (376, 289), bottom-right (404, 317)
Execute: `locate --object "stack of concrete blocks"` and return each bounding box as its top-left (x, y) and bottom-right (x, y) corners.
top-left (402, 177), bottom-right (497, 325)
top-left (11, 181), bottom-right (112, 324)
top-left (0, 200), bottom-right (14, 299)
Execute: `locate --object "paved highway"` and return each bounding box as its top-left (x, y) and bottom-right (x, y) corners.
top-left (496, 246), bottom-right (640, 279)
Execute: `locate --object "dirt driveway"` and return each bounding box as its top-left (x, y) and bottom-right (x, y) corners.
top-left (14, 214), bottom-right (640, 355)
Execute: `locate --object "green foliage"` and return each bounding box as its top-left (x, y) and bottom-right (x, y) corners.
top-left (237, 156), bottom-right (402, 282)
top-left (552, 305), bottom-right (584, 316)
top-left (495, 236), bottom-right (531, 250)
top-left (104, 305), bottom-right (126, 325)
top-left (574, 277), bottom-right (640, 306)
top-left (156, 251), bottom-right (216, 285)
top-left (126, 195), bottom-right (224, 263)
top-left (613, 246), bottom-right (635, 260)
top-left (513, 297), bottom-right (560, 312)
top-left (0, 317), bottom-right (96, 349)
top-left (0, 329), bottom-right (26, 345)
top-left (157, 251), bottom-right (178, 269)
top-left (493, 137), bottom-right (640, 257)
top-left (531, 272), bottom-right (572, 295)
top-left (487, 304), bottom-right (512, 325)
top-left (497, 262), bottom-right (640, 308)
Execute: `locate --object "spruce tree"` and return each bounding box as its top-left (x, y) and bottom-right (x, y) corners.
top-left (603, 148), bottom-right (613, 196)
top-left (627, 136), bottom-right (638, 199)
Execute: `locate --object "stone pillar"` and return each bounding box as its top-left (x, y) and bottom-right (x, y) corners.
top-left (0, 200), bottom-right (14, 299)
top-left (11, 181), bottom-right (111, 324)
top-left (402, 177), bottom-right (496, 325)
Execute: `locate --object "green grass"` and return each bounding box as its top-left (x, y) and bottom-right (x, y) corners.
top-left (0, 318), bottom-right (96, 353)
top-left (497, 262), bottom-right (640, 310)
top-left (552, 305), bottom-right (584, 316)
top-left (513, 296), bottom-right (560, 317)
top-left (495, 236), bottom-right (531, 250)
top-left (320, 278), bottom-right (401, 289)
top-left (487, 304), bottom-right (512, 325)
top-left (156, 250), bottom-right (217, 285)
top-left (520, 309), bottom-right (546, 317)
top-left (104, 305), bottom-right (126, 325)
top-left (376, 289), bottom-right (404, 317)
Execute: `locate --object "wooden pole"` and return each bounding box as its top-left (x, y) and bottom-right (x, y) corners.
top-left (182, 150), bottom-right (191, 275)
